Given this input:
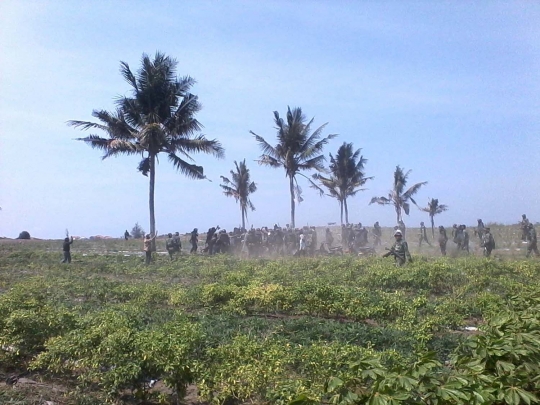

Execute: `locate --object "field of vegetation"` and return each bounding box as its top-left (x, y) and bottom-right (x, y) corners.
top-left (2, 236), bottom-right (540, 405)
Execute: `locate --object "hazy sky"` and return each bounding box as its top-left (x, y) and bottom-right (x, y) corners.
top-left (1, 1), bottom-right (539, 238)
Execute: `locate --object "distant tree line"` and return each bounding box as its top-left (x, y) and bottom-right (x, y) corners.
top-left (71, 52), bottom-right (447, 236)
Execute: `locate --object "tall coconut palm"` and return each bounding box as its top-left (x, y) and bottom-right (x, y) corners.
top-left (220, 159), bottom-right (257, 230)
top-left (421, 198), bottom-right (448, 238)
top-left (370, 165), bottom-right (427, 225)
top-left (251, 107), bottom-right (337, 228)
top-left (69, 52), bottom-right (224, 247)
top-left (312, 142), bottom-right (373, 225)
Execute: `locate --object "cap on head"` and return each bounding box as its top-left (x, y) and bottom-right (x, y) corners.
top-left (168, 233), bottom-right (172, 238)
top-left (394, 230), bottom-right (402, 236)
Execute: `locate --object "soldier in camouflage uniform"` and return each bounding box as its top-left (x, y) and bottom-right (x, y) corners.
top-left (526, 223), bottom-right (539, 258)
top-left (438, 226), bottom-right (448, 256)
top-left (481, 227), bottom-right (495, 257)
top-left (418, 221), bottom-right (432, 247)
top-left (383, 229), bottom-right (412, 266)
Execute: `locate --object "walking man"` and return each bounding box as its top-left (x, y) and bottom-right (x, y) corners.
top-left (418, 221), bottom-right (432, 247)
top-left (481, 227), bottom-right (495, 257)
top-left (383, 229), bottom-right (412, 266)
top-left (438, 226), bottom-right (448, 256)
top-left (526, 223), bottom-right (539, 257)
top-left (190, 228), bottom-right (199, 254)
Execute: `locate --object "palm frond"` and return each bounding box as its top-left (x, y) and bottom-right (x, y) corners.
top-left (168, 153), bottom-right (205, 179)
top-left (251, 132), bottom-right (280, 159)
top-left (119, 61), bottom-right (138, 91)
top-left (257, 155), bottom-right (281, 168)
top-left (403, 181), bottom-right (428, 200)
top-left (370, 196), bottom-right (392, 205)
top-left (168, 134), bottom-right (224, 159)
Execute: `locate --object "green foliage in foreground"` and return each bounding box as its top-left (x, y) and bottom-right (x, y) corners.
top-left (2, 246), bottom-right (540, 404)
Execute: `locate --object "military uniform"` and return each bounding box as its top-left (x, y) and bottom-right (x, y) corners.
top-left (418, 222), bottom-right (431, 247)
top-left (190, 229), bottom-right (199, 253)
top-left (481, 228), bottom-right (495, 257)
top-left (521, 215), bottom-right (531, 242)
top-left (383, 231), bottom-right (412, 266)
top-left (373, 222), bottom-right (381, 246)
top-left (438, 227), bottom-right (448, 256)
top-left (526, 225), bottom-right (539, 257)
top-left (166, 234), bottom-right (176, 260)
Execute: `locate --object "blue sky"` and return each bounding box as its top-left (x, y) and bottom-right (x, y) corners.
top-left (1, 1), bottom-right (539, 238)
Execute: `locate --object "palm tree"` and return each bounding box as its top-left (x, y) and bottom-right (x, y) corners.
top-left (220, 159), bottom-right (257, 230)
top-left (370, 165), bottom-right (427, 225)
top-left (421, 198), bottom-right (448, 238)
top-left (251, 107), bottom-right (337, 228)
top-left (312, 142), bottom-right (373, 225)
top-left (69, 52), bottom-right (224, 246)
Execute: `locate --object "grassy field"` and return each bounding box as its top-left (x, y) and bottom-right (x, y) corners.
top-left (1, 228), bottom-right (540, 404)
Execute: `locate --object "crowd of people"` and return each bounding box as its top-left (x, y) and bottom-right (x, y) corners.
top-left (62, 214), bottom-right (539, 265)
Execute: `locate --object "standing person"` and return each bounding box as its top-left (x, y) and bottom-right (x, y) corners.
top-left (190, 228), bottom-right (199, 254)
top-left (418, 221), bottom-right (432, 247)
top-left (438, 226), bottom-right (448, 256)
top-left (124, 230), bottom-right (130, 240)
top-left (143, 233), bottom-right (157, 265)
top-left (173, 232), bottom-right (182, 254)
top-left (462, 225), bottom-right (470, 254)
top-left (521, 214), bottom-right (531, 241)
top-left (165, 233), bottom-right (176, 260)
top-left (298, 233), bottom-right (306, 256)
top-left (61, 236), bottom-right (74, 263)
top-left (475, 219), bottom-right (485, 240)
top-left (373, 222), bottom-right (382, 246)
top-left (383, 230), bottom-right (412, 266)
top-left (325, 228), bottom-right (334, 248)
top-left (526, 223), bottom-right (539, 257)
top-left (481, 227), bottom-right (495, 257)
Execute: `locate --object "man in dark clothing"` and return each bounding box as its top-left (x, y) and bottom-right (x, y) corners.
top-left (438, 226), bottom-right (448, 256)
top-left (418, 221), bottom-right (431, 247)
top-left (373, 222), bottom-right (382, 246)
top-left (521, 215), bottom-right (531, 241)
top-left (481, 227), bottom-right (495, 258)
top-left (166, 233), bottom-right (176, 260)
top-left (173, 232), bottom-right (181, 253)
top-left (62, 236), bottom-right (74, 263)
top-left (190, 228), bottom-right (199, 254)
top-left (475, 219), bottom-right (485, 240)
top-left (207, 233), bottom-right (218, 255)
top-left (124, 230), bottom-right (130, 240)
top-left (526, 224), bottom-right (539, 257)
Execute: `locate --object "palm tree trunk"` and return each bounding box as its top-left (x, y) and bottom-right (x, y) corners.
top-left (289, 176), bottom-right (295, 228)
top-left (344, 198), bottom-right (349, 224)
top-left (241, 206), bottom-right (246, 230)
top-left (395, 205), bottom-right (401, 224)
top-left (340, 201), bottom-right (344, 225)
top-left (431, 215), bottom-right (435, 238)
top-left (149, 153), bottom-right (156, 251)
